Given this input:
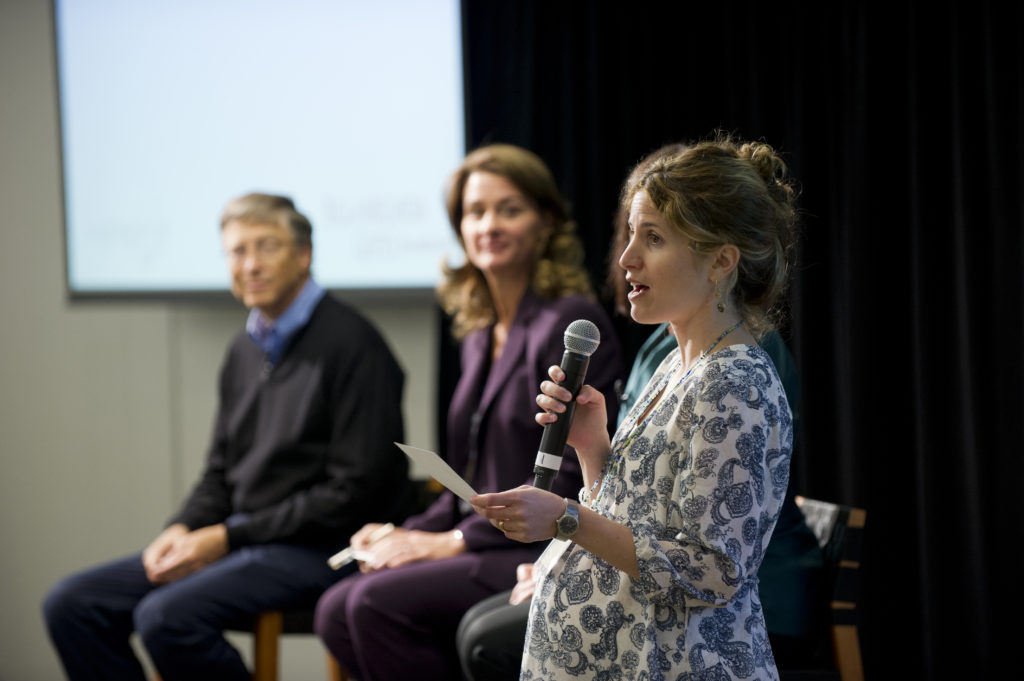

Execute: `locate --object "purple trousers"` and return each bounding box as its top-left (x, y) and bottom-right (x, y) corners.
top-left (315, 553), bottom-right (501, 681)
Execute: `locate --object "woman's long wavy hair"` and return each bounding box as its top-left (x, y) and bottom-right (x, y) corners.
top-left (437, 144), bottom-right (593, 340)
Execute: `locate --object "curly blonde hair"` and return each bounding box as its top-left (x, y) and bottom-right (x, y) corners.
top-left (437, 144), bottom-right (593, 339)
top-left (621, 133), bottom-right (799, 338)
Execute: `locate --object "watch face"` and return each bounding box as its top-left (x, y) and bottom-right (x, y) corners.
top-left (558, 513), bottom-right (579, 537)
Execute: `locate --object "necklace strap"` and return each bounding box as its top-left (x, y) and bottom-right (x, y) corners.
top-left (686, 318), bottom-right (744, 369)
top-left (582, 319), bottom-right (745, 510)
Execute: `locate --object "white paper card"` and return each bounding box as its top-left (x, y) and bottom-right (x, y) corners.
top-left (395, 442), bottom-right (478, 503)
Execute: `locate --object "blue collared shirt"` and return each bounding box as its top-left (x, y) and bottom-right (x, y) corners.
top-left (245, 278), bottom-right (326, 365)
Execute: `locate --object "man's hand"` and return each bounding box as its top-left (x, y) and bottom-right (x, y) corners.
top-left (143, 524), bottom-right (229, 585)
top-left (142, 524), bottom-right (189, 583)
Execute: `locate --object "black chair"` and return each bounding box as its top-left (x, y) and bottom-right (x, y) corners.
top-left (784, 495), bottom-right (867, 681)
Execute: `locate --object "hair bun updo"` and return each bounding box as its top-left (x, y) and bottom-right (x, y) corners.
top-left (738, 141), bottom-right (797, 225)
top-left (624, 133), bottom-right (800, 337)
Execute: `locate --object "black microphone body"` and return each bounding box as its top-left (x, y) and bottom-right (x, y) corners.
top-left (533, 320), bottom-right (601, 491)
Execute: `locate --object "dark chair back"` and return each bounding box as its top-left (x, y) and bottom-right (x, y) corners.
top-left (794, 496), bottom-right (867, 681)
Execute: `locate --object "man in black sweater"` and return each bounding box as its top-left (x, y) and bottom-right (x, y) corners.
top-left (43, 193), bottom-right (413, 681)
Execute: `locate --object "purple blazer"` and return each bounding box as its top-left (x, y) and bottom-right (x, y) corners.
top-left (404, 290), bottom-right (624, 591)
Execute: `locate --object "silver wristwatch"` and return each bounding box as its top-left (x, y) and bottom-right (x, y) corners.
top-left (555, 498), bottom-right (580, 541)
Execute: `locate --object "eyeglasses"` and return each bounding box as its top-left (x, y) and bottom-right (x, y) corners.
top-left (224, 238), bottom-right (289, 263)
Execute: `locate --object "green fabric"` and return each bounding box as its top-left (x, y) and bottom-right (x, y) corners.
top-left (616, 324), bottom-right (677, 427)
top-left (755, 333), bottom-right (823, 638)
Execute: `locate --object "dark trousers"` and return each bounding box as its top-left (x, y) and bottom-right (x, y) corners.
top-left (457, 590), bottom-right (529, 681)
top-left (315, 553), bottom-right (496, 681)
top-left (43, 544), bottom-right (346, 681)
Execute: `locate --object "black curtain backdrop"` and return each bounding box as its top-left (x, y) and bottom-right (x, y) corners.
top-left (439, 1), bottom-right (1022, 678)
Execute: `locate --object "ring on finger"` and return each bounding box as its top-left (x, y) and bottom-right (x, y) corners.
top-left (498, 520), bottom-right (506, 532)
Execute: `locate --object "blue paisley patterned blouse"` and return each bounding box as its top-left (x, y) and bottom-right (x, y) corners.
top-left (522, 344), bottom-right (793, 681)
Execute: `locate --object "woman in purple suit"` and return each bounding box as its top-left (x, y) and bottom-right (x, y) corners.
top-left (314, 144), bottom-right (624, 681)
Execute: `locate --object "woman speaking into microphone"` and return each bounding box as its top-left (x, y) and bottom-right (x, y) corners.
top-left (472, 134), bottom-right (799, 681)
top-left (314, 143), bottom-right (623, 681)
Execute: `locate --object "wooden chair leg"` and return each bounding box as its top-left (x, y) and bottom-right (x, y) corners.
top-left (832, 623), bottom-right (865, 681)
top-left (155, 609), bottom-right (340, 681)
top-left (252, 610), bottom-right (283, 681)
top-left (327, 650), bottom-right (347, 681)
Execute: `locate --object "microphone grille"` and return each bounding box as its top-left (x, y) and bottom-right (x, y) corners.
top-left (563, 319), bottom-right (600, 356)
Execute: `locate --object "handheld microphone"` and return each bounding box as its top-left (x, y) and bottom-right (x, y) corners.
top-left (533, 319), bottom-right (601, 491)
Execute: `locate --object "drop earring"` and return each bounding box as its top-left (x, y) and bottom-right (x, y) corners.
top-left (716, 280), bottom-right (726, 313)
